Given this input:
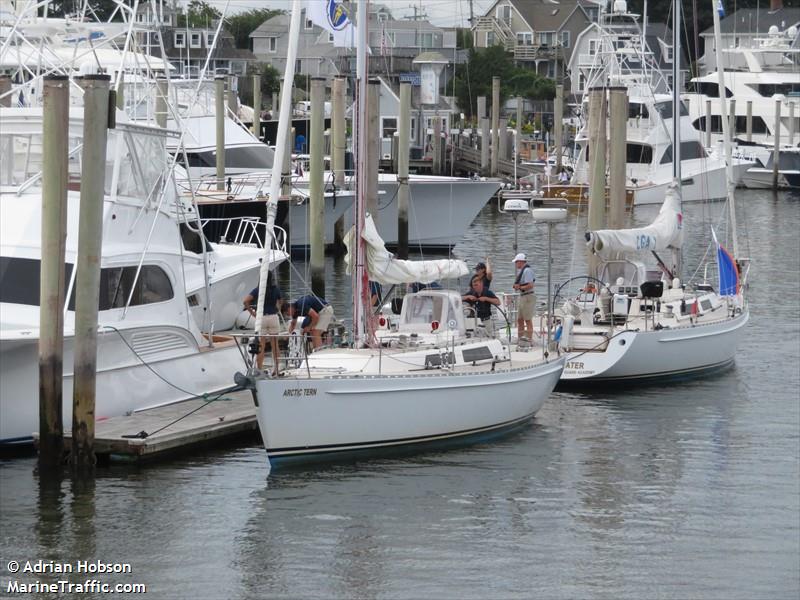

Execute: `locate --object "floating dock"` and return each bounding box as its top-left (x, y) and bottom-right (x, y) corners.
top-left (61, 390), bottom-right (259, 464)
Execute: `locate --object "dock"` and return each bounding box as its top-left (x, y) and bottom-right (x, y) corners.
top-left (61, 390), bottom-right (260, 464)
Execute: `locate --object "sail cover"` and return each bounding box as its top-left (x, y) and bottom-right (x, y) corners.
top-left (586, 183), bottom-right (684, 257)
top-left (344, 215), bottom-right (469, 284)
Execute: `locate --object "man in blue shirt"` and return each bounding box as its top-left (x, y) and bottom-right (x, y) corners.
top-left (243, 273), bottom-right (283, 375)
top-left (462, 275), bottom-right (500, 336)
top-left (284, 294), bottom-right (334, 349)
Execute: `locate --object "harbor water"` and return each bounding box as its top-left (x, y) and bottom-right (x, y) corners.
top-left (1, 189), bottom-right (798, 598)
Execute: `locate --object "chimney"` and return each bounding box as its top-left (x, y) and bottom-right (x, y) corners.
top-left (771, 0), bottom-right (783, 11)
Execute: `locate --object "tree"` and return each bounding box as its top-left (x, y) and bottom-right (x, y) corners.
top-left (238, 63), bottom-right (282, 108)
top-left (454, 45), bottom-right (555, 119)
top-left (176, 0), bottom-right (221, 28)
top-left (226, 8), bottom-right (284, 50)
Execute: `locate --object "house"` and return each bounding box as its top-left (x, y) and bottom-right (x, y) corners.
top-left (250, 4), bottom-right (457, 84)
top-left (135, 2), bottom-right (256, 77)
top-left (697, 3), bottom-right (800, 75)
top-left (471, 0), bottom-right (600, 82)
top-left (568, 19), bottom-right (689, 97)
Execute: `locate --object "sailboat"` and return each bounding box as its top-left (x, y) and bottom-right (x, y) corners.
top-left (247, 0), bottom-right (564, 470)
top-left (553, 0), bottom-right (750, 384)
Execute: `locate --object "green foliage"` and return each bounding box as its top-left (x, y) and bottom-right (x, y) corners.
top-left (456, 28), bottom-right (474, 50)
top-left (226, 8), bottom-right (283, 49)
top-left (454, 46), bottom-right (556, 119)
top-left (238, 63), bottom-right (281, 108)
top-left (176, 0), bottom-right (221, 28)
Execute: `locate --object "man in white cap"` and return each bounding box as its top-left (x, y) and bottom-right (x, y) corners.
top-left (512, 253), bottom-right (535, 342)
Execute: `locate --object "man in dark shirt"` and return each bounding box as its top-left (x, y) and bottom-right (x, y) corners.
top-left (243, 274), bottom-right (283, 374)
top-left (284, 294), bottom-right (334, 349)
top-left (462, 276), bottom-right (500, 335)
top-left (369, 281), bottom-right (382, 308)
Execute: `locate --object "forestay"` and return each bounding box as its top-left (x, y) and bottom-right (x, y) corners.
top-left (344, 215), bottom-right (468, 285)
top-left (586, 183), bottom-right (684, 257)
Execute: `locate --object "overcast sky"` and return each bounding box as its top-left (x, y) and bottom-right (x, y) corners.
top-left (207, 0), bottom-right (496, 28)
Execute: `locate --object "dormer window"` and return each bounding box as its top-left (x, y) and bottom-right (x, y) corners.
top-left (665, 44), bottom-right (673, 63)
top-left (174, 31), bottom-right (185, 48)
top-left (190, 32), bottom-right (202, 48)
top-left (305, 16), bottom-right (314, 29)
top-left (206, 32), bottom-right (215, 47)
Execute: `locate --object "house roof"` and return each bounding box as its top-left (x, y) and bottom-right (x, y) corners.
top-left (506, 0), bottom-right (595, 32)
top-left (250, 14), bottom-right (291, 37)
top-left (700, 8), bottom-right (800, 35)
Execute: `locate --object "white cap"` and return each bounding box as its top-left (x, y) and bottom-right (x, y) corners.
top-left (513, 253), bottom-right (526, 263)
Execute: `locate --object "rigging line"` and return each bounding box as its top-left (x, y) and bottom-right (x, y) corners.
top-left (124, 387), bottom-right (242, 439)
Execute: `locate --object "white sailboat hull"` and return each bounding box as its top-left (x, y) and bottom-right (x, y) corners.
top-left (631, 159), bottom-right (751, 205)
top-left (255, 356), bottom-right (564, 464)
top-left (561, 311), bottom-right (749, 382)
top-left (0, 327), bottom-right (245, 445)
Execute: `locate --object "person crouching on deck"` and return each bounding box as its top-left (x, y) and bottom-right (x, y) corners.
top-left (283, 295), bottom-right (334, 350)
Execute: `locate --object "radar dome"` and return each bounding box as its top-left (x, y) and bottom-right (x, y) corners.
top-left (613, 0), bottom-right (627, 13)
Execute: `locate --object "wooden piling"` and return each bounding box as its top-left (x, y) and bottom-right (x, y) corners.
top-left (773, 98), bottom-right (781, 189)
top-left (554, 84), bottom-right (564, 170)
top-left (252, 73), bottom-right (261, 138)
top-left (497, 118), bottom-right (507, 162)
top-left (587, 86), bottom-right (607, 276)
top-left (39, 75), bottom-right (70, 469)
top-left (398, 82), bottom-right (411, 258)
top-left (215, 76), bottom-right (225, 191)
top-left (432, 115), bottom-right (442, 175)
top-left (516, 95), bottom-right (522, 140)
top-left (72, 75), bottom-right (111, 471)
top-left (332, 77), bottom-right (346, 251)
top-left (608, 87), bottom-right (627, 230)
top-left (227, 75), bottom-right (238, 118)
top-left (746, 100), bottom-right (753, 142)
top-left (477, 96), bottom-right (486, 121)
top-left (310, 77), bottom-right (325, 298)
top-left (115, 71), bottom-right (125, 110)
top-left (0, 74), bottom-right (11, 107)
top-left (272, 92), bottom-right (279, 118)
top-left (367, 78), bottom-right (380, 224)
top-left (491, 76), bottom-right (500, 177)
top-left (155, 77), bottom-right (168, 129)
top-left (480, 117), bottom-right (490, 173)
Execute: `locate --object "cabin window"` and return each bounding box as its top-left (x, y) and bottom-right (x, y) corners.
top-left (626, 143), bottom-right (653, 163)
top-left (174, 32), bottom-right (185, 48)
top-left (696, 82), bottom-right (733, 98)
top-left (660, 141), bottom-right (708, 164)
top-left (628, 102), bottom-right (649, 119)
top-left (0, 257), bottom-right (73, 308)
top-left (757, 83), bottom-right (800, 97)
top-left (654, 100), bottom-right (689, 119)
top-left (97, 265), bottom-right (174, 310)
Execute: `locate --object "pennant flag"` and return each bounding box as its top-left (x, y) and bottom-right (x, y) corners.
top-left (306, 0), bottom-right (357, 48)
top-left (712, 228), bottom-right (739, 296)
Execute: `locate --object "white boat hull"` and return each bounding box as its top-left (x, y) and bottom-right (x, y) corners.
top-left (0, 327), bottom-right (245, 445)
top-left (632, 160), bottom-right (752, 205)
top-left (287, 177), bottom-right (500, 248)
top-left (255, 356), bottom-right (564, 465)
top-left (561, 311), bottom-right (749, 383)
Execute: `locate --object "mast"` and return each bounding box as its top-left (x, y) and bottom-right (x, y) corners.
top-left (672, 0), bottom-right (681, 184)
top-left (711, 0), bottom-right (739, 258)
top-left (254, 0), bottom-right (302, 334)
top-left (353, 0), bottom-right (370, 346)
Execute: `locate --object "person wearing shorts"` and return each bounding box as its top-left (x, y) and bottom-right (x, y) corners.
top-left (243, 273), bottom-right (283, 374)
top-left (284, 294), bottom-right (334, 350)
top-left (512, 253), bottom-right (536, 342)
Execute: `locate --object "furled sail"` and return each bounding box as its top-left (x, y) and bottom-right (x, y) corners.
top-left (586, 183), bottom-right (684, 257)
top-left (344, 214), bottom-right (468, 284)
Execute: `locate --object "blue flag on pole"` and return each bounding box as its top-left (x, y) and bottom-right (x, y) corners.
top-left (717, 0), bottom-right (725, 18)
top-left (712, 229), bottom-right (738, 296)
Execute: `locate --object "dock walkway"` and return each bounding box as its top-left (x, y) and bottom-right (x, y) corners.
top-left (63, 390), bottom-right (259, 463)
